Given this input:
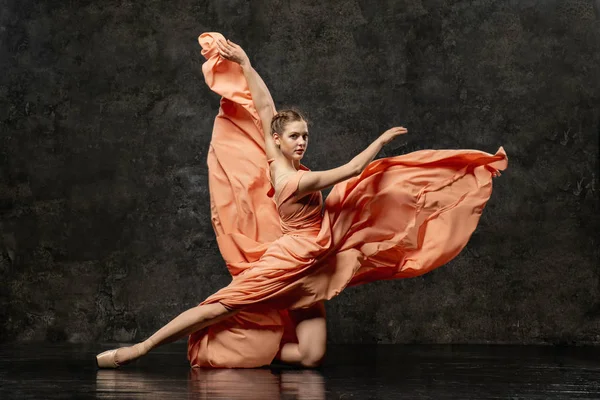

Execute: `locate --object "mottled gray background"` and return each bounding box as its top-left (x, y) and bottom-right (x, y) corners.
top-left (1, 0), bottom-right (598, 345)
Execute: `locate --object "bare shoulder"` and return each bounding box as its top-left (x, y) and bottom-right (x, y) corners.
top-left (269, 155), bottom-right (296, 184)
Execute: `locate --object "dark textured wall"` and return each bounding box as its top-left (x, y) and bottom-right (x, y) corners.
top-left (1, 0), bottom-right (599, 345)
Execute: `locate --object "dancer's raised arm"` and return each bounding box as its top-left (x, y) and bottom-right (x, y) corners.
top-left (215, 38), bottom-right (279, 160)
top-left (296, 127), bottom-right (408, 197)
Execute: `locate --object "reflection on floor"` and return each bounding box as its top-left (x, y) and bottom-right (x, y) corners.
top-left (1, 342), bottom-right (600, 399)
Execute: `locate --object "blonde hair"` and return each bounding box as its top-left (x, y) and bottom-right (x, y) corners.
top-left (270, 109), bottom-right (308, 134)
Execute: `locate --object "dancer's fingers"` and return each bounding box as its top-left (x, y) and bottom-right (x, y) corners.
top-left (221, 39), bottom-right (234, 51)
top-left (216, 41), bottom-right (232, 58)
top-left (216, 39), bottom-right (230, 52)
top-left (221, 47), bottom-right (233, 57)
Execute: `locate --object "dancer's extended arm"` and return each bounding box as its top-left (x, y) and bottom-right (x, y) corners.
top-left (296, 127), bottom-right (408, 197)
top-left (240, 64), bottom-right (279, 160)
top-left (215, 38), bottom-right (279, 160)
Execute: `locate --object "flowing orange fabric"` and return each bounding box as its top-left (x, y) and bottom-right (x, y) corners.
top-left (187, 32), bottom-right (508, 368)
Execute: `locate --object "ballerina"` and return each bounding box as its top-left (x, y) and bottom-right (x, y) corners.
top-left (96, 33), bottom-right (507, 369)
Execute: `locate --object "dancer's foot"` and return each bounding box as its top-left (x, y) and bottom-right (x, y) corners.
top-left (96, 340), bottom-right (152, 369)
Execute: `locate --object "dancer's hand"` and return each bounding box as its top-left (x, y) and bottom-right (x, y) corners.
top-left (378, 126), bottom-right (408, 145)
top-left (216, 38), bottom-right (250, 67)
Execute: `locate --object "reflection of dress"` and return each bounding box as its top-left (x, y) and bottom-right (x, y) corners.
top-left (187, 32), bottom-right (508, 368)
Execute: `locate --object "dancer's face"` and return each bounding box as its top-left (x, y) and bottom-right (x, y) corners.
top-left (274, 120), bottom-right (309, 161)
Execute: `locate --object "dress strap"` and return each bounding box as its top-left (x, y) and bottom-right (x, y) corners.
top-left (266, 159), bottom-right (311, 201)
top-left (276, 169), bottom-right (308, 204)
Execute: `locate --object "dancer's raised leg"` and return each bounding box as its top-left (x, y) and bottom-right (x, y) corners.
top-left (96, 302), bottom-right (237, 368)
top-left (277, 301), bottom-right (327, 368)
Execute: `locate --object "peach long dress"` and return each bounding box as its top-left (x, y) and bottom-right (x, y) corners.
top-left (187, 32), bottom-right (508, 368)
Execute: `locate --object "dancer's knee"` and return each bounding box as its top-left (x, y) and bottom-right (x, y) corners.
top-left (299, 343), bottom-right (326, 368)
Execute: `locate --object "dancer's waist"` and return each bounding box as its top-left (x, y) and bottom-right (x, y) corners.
top-left (281, 224), bottom-right (321, 236)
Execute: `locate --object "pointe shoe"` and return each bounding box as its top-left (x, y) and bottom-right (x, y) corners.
top-left (96, 349), bottom-right (120, 369)
top-left (96, 342), bottom-right (149, 369)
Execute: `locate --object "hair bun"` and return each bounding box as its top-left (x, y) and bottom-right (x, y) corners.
top-left (270, 109), bottom-right (308, 134)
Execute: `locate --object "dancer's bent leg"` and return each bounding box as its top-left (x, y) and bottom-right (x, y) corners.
top-left (277, 301), bottom-right (326, 368)
top-left (97, 302), bottom-right (237, 367)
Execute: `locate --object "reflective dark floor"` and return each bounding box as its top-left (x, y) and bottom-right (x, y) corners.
top-left (1, 342), bottom-right (600, 399)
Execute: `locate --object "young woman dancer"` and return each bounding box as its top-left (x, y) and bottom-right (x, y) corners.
top-left (96, 33), bottom-right (507, 369)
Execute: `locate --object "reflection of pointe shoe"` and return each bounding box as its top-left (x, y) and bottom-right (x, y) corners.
top-left (96, 349), bottom-right (120, 369)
